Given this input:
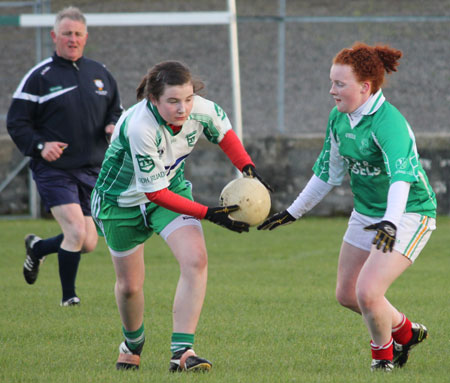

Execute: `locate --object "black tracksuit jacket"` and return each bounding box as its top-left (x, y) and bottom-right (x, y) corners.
top-left (7, 52), bottom-right (122, 169)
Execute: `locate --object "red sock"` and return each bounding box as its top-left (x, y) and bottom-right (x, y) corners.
top-left (392, 313), bottom-right (413, 345)
top-left (371, 338), bottom-right (393, 360)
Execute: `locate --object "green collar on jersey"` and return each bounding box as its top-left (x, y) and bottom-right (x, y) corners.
top-left (147, 101), bottom-right (183, 136)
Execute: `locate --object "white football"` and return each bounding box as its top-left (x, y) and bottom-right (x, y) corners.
top-left (219, 177), bottom-right (271, 226)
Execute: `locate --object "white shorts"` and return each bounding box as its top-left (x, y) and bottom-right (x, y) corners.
top-left (109, 214), bottom-right (202, 258)
top-left (343, 209), bottom-right (436, 263)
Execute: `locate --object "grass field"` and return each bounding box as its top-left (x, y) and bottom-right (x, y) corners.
top-left (0, 216), bottom-right (449, 383)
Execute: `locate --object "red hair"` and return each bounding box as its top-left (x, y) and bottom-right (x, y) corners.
top-left (333, 42), bottom-right (402, 94)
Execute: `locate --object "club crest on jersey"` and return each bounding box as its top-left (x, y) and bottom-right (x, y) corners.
top-left (359, 138), bottom-right (370, 155)
top-left (94, 79), bottom-right (108, 95)
top-left (186, 131), bottom-right (197, 147)
top-left (136, 154), bottom-right (155, 173)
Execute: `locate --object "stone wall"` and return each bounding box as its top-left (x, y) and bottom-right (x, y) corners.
top-left (2, 133), bottom-right (448, 217)
top-left (184, 133), bottom-right (450, 217)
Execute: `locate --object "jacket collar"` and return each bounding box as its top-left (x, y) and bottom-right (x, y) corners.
top-left (52, 52), bottom-right (84, 67)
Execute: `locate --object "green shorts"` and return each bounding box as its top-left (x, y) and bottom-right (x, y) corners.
top-left (91, 181), bottom-right (194, 252)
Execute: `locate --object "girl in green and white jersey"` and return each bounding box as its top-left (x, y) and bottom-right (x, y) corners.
top-left (91, 61), bottom-right (271, 372)
top-left (259, 42), bottom-right (436, 372)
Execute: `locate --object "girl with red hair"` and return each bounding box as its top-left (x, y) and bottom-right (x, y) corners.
top-left (259, 42), bottom-right (436, 372)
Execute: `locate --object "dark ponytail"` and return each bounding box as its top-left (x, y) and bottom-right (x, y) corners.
top-left (136, 61), bottom-right (205, 101)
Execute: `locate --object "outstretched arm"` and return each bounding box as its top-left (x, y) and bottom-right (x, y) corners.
top-left (287, 175), bottom-right (334, 218)
top-left (146, 188), bottom-right (249, 233)
top-left (258, 175), bottom-right (333, 230)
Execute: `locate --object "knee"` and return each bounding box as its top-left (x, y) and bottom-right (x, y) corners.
top-left (355, 284), bottom-right (377, 311)
top-left (336, 287), bottom-right (358, 310)
top-left (116, 280), bottom-right (143, 298)
top-left (82, 235), bottom-right (98, 253)
top-left (65, 223), bottom-right (87, 247)
top-left (182, 249), bottom-right (208, 273)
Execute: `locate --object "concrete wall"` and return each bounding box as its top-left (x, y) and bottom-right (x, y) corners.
top-left (185, 133), bottom-right (450, 217)
top-left (2, 133), bottom-right (448, 217)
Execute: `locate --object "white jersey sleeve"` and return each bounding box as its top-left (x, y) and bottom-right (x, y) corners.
top-left (382, 181), bottom-right (410, 227)
top-left (287, 175), bottom-right (334, 218)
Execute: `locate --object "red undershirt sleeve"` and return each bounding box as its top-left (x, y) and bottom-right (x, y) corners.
top-left (145, 188), bottom-right (208, 219)
top-left (218, 130), bottom-right (254, 171)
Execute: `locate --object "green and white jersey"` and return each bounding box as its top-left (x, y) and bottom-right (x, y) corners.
top-left (313, 90), bottom-right (437, 218)
top-left (94, 95), bottom-right (232, 207)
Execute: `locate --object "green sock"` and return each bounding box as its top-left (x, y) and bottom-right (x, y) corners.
top-left (123, 324), bottom-right (145, 351)
top-left (171, 332), bottom-right (194, 355)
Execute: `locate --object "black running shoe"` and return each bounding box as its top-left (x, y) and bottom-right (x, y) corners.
top-left (169, 348), bottom-right (212, 372)
top-left (116, 341), bottom-right (144, 370)
top-left (371, 359), bottom-right (394, 372)
top-left (393, 322), bottom-right (428, 368)
top-left (23, 234), bottom-right (43, 284)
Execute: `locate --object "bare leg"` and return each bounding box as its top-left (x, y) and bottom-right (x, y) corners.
top-left (165, 225), bottom-right (208, 334)
top-left (336, 241), bottom-right (409, 345)
top-left (51, 203), bottom-right (98, 252)
top-left (111, 244), bottom-right (145, 331)
top-left (356, 247), bottom-right (411, 346)
top-left (335, 241), bottom-right (369, 313)
top-left (81, 216), bottom-right (98, 253)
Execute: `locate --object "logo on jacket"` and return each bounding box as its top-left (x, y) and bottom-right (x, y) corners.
top-left (94, 79), bottom-right (108, 96)
top-left (49, 85), bottom-right (63, 93)
top-left (41, 66), bottom-right (51, 76)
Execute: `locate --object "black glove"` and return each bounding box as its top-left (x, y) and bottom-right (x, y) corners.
top-left (257, 210), bottom-right (296, 231)
top-left (242, 164), bottom-right (274, 193)
top-left (205, 205), bottom-right (249, 233)
top-left (364, 220), bottom-right (397, 253)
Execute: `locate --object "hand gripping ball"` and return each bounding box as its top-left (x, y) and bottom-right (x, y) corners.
top-left (219, 177), bottom-right (271, 226)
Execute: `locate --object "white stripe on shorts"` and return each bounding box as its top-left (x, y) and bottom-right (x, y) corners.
top-left (159, 214), bottom-right (202, 242)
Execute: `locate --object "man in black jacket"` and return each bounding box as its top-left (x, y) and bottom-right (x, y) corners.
top-left (7, 6), bottom-right (122, 306)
